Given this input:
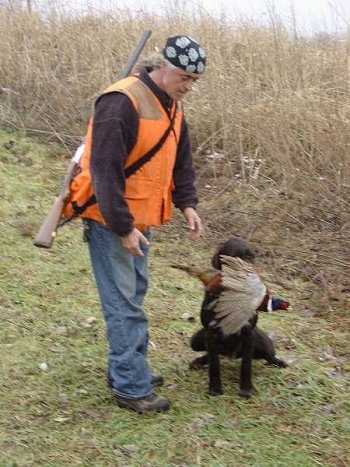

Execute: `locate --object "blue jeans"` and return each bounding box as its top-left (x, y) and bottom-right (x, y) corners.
top-left (85, 219), bottom-right (153, 399)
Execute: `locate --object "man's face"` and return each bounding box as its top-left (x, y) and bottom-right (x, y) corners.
top-left (160, 64), bottom-right (201, 101)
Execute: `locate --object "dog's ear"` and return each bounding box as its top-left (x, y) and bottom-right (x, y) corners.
top-left (211, 236), bottom-right (255, 269)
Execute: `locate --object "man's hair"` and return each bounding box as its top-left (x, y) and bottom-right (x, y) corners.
top-left (133, 51), bottom-right (178, 73)
top-left (133, 51), bottom-right (165, 73)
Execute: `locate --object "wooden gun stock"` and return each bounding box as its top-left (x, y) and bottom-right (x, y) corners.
top-left (33, 160), bottom-right (77, 248)
top-left (33, 197), bottom-right (66, 248)
top-left (33, 30), bottom-right (152, 248)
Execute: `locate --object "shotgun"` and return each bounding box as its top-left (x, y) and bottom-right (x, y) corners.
top-left (33, 30), bottom-right (152, 248)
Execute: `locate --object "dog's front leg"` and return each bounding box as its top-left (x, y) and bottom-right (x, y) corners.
top-left (239, 324), bottom-right (254, 398)
top-left (207, 323), bottom-right (222, 395)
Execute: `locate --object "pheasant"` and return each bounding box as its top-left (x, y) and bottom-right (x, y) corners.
top-left (172, 255), bottom-right (289, 336)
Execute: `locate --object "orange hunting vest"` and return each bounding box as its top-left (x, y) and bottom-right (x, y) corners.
top-left (63, 76), bottom-right (183, 232)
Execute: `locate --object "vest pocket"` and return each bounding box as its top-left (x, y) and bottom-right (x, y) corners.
top-left (125, 176), bottom-right (155, 199)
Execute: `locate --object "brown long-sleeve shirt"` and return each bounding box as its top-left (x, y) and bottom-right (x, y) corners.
top-left (90, 67), bottom-right (199, 236)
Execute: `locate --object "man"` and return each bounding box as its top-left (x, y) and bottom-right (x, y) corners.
top-left (67, 35), bottom-right (206, 413)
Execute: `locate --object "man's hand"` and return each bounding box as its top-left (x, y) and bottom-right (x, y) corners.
top-left (182, 207), bottom-right (203, 240)
top-left (121, 228), bottom-right (150, 256)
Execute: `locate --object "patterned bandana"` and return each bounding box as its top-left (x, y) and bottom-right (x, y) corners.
top-left (163, 35), bottom-right (206, 74)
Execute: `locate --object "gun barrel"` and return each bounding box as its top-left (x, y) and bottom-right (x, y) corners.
top-left (119, 30), bottom-right (152, 79)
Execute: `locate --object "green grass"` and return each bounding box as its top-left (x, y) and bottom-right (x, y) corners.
top-left (0, 128), bottom-right (349, 466)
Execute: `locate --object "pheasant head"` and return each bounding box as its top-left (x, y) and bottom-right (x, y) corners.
top-left (257, 294), bottom-right (290, 312)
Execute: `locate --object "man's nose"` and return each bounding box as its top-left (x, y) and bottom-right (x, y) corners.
top-left (184, 79), bottom-right (196, 92)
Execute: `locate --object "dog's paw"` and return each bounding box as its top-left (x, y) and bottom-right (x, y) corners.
top-left (272, 357), bottom-right (288, 368)
top-left (189, 359), bottom-right (207, 370)
top-left (264, 356), bottom-right (288, 368)
top-left (208, 387), bottom-right (223, 396)
top-left (238, 388), bottom-right (252, 398)
top-left (208, 385), bottom-right (223, 396)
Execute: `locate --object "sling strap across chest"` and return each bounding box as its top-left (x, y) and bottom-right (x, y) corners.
top-left (69, 104), bottom-right (177, 219)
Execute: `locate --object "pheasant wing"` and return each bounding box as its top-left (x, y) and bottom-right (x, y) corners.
top-left (214, 255), bottom-right (267, 335)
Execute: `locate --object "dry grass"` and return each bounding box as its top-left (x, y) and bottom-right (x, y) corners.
top-left (0, 4), bottom-right (350, 464)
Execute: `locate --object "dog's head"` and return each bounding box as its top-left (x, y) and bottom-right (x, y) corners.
top-left (211, 235), bottom-right (255, 269)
